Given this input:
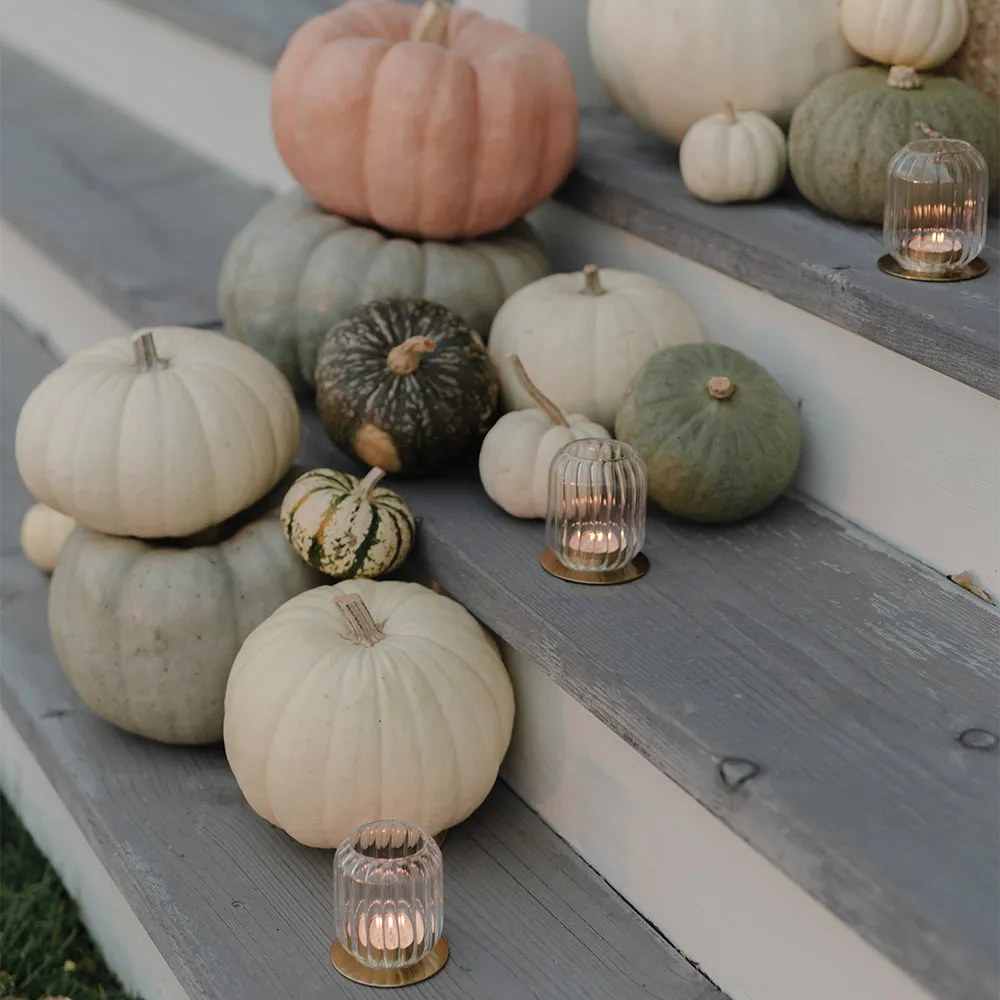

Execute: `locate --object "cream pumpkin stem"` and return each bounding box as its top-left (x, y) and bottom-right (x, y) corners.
top-left (707, 376), bottom-right (735, 400)
top-left (387, 336), bottom-right (437, 375)
top-left (723, 101), bottom-right (738, 124)
top-left (410, 0), bottom-right (451, 45)
top-left (508, 354), bottom-right (569, 426)
top-left (336, 594), bottom-right (387, 647)
top-left (582, 264), bottom-right (606, 296)
top-left (888, 66), bottom-right (921, 89)
top-left (132, 330), bottom-right (169, 372)
top-left (916, 120), bottom-right (947, 139)
top-left (352, 466), bottom-right (387, 501)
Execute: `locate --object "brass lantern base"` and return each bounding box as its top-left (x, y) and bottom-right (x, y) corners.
top-left (540, 549), bottom-right (649, 586)
top-left (877, 254), bottom-right (989, 282)
top-left (331, 938), bottom-right (449, 988)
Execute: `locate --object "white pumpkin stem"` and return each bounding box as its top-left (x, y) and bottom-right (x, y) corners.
top-left (387, 336), bottom-right (437, 375)
top-left (916, 120), bottom-right (947, 139)
top-left (508, 354), bottom-right (569, 427)
top-left (707, 376), bottom-right (735, 400)
top-left (410, 0), bottom-right (451, 45)
top-left (888, 66), bottom-right (922, 89)
top-left (336, 594), bottom-right (387, 647)
top-left (132, 330), bottom-right (168, 372)
top-left (582, 265), bottom-right (606, 296)
top-left (352, 466), bottom-right (387, 501)
top-left (723, 101), bottom-right (738, 125)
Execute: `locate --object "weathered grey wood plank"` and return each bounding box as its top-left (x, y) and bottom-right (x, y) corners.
top-left (0, 306), bottom-right (719, 1000)
top-left (0, 47), bottom-right (269, 328)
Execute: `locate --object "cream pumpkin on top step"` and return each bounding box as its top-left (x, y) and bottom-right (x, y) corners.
top-left (479, 357), bottom-right (609, 519)
top-left (840, 0), bottom-right (970, 70)
top-left (20, 503), bottom-right (75, 573)
top-left (489, 266), bottom-right (703, 430)
top-left (224, 579), bottom-right (515, 848)
top-left (15, 328), bottom-right (300, 538)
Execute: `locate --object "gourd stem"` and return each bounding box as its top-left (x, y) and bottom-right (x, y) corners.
top-left (887, 66), bottom-right (921, 90)
top-left (916, 120), bottom-right (947, 140)
top-left (387, 336), bottom-right (437, 375)
top-left (336, 594), bottom-right (387, 647)
top-left (352, 466), bottom-right (387, 501)
top-left (508, 354), bottom-right (568, 426)
top-left (723, 101), bottom-right (737, 125)
top-left (410, 0), bottom-right (450, 45)
top-left (132, 330), bottom-right (168, 372)
top-left (582, 264), bottom-right (605, 296)
top-left (707, 376), bottom-right (735, 400)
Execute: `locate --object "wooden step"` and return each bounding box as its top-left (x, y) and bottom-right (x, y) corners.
top-left (2, 48), bottom-right (998, 1000)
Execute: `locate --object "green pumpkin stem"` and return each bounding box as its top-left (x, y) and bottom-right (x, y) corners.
top-left (887, 66), bottom-right (921, 90)
top-left (508, 354), bottom-right (569, 427)
top-left (707, 376), bottom-right (735, 400)
top-left (723, 101), bottom-right (737, 125)
top-left (336, 594), bottom-right (387, 647)
top-left (410, 0), bottom-right (451, 45)
top-left (582, 265), bottom-right (606, 296)
top-left (916, 121), bottom-right (947, 140)
top-left (387, 336), bottom-right (437, 375)
top-left (132, 330), bottom-right (169, 372)
top-left (353, 466), bottom-right (387, 501)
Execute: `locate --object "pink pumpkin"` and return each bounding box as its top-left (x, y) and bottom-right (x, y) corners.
top-left (271, 0), bottom-right (579, 240)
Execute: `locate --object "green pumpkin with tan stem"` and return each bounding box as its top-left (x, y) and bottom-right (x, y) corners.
top-left (615, 343), bottom-right (802, 524)
top-left (789, 65), bottom-right (999, 223)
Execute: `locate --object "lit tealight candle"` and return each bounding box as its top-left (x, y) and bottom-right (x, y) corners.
top-left (566, 528), bottom-right (622, 556)
top-left (907, 232), bottom-right (962, 255)
top-left (359, 910), bottom-right (425, 952)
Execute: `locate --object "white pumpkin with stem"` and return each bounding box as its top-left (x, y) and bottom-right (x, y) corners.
top-left (280, 466), bottom-right (415, 578)
top-left (488, 266), bottom-right (703, 429)
top-left (840, 0), bottom-right (969, 70)
top-left (20, 503), bottom-right (75, 573)
top-left (223, 579), bottom-right (515, 848)
top-left (680, 102), bottom-right (787, 204)
top-left (479, 356), bottom-right (609, 519)
top-left (15, 328), bottom-right (300, 539)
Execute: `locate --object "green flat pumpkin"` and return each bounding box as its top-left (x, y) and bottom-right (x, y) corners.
top-left (316, 299), bottom-right (499, 477)
top-left (615, 343), bottom-right (802, 524)
top-left (789, 65), bottom-right (999, 223)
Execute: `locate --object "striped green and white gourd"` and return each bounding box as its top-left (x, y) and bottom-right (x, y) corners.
top-left (280, 467), bottom-right (415, 579)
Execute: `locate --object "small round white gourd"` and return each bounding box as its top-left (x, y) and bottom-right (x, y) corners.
top-left (15, 327), bottom-right (300, 538)
top-left (223, 579), bottom-right (515, 848)
top-left (488, 266), bottom-right (703, 429)
top-left (680, 102), bottom-right (787, 204)
top-left (479, 356), bottom-right (609, 519)
top-left (20, 503), bottom-right (75, 572)
top-left (840, 0), bottom-right (969, 70)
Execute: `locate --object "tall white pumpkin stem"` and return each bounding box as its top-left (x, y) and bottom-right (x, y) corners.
top-left (352, 467), bottom-right (387, 501)
top-left (132, 330), bottom-right (169, 372)
top-left (336, 594), bottom-right (387, 647)
top-left (508, 354), bottom-right (569, 427)
top-left (582, 264), bottom-right (606, 296)
top-left (723, 101), bottom-right (738, 124)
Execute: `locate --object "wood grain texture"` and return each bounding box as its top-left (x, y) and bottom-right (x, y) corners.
top-left (0, 47), bottom-right (269, 328)
top-left (0, 308), bottom-right (719, 1000)
top-left (555, 111), bottom-right (1000, 399)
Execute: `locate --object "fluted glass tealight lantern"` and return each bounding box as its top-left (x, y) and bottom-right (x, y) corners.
top-left (880, 135), bottom-right (989, 281)
top-left (543, 438), bottom-right (648, 585)
top-left (331, 820), bottom-right (448, 987)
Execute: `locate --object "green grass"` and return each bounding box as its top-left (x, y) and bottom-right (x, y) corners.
top-left (1, 795), bottom-right (135, 999)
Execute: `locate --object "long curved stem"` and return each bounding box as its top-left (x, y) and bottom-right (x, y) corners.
top-left (508, 354), bottom-right (568, 426)
top-left (352, 467), bottom-right (387, 502)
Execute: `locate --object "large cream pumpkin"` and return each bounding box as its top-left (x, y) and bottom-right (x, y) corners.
top-left (588, 0), bottom-right (858, 143)
top-left (488, 266), bottom-right (703, 429)
top-left (15, 328), bottom-right (300, 539)
top-left (840, 0), bottom-right (969, 70)
top-left (224, 579), bottom-right (515, 848)
top-left (271, 0), bottom-right (578, 240)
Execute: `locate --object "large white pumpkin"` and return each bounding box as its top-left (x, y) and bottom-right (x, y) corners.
top-left (840, 0), bottom-right (969, 70)
top-left (223, 579), bottom-right (515, 848)
top-left (588, 0), bottom-right (858, 143)
top-left (16, 328), bottom-right (300, 538)
top-left (488, 266), bottom-right (703, 429)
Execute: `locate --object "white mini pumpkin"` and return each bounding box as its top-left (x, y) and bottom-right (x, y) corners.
top-left (840, 0), bottom-right (970, 70)
top-left (680, 103), bottom-right (787, 204)
top-left (479, 356), bottom-right (609, 518)
top-left (16, 328), bottom-right (300, 538)
top-left (488, 266), bottom-right (703, 429)
top-left (280, 466), bottom-right (415, 578)
top-left (224, 579), bottom-right (515, 848)
top-left (20, 503), bottom-right (75, 573)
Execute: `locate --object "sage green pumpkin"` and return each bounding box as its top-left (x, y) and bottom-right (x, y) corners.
top-left (218, 190), bottom-right (550, 394)
top-left (316, 299), bottom-right (498, 477)
top-left (789, 65), bottom-right (999, 223)
top-left (615, 343), bottom-right (802, 524)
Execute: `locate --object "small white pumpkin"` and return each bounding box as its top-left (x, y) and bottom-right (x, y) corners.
top-left (840, 0), bottom-right (970, 70)
top-left (20, 503), bottom-right (75, 572)
top-left (479, 356), bottom-right (609, 518)
top-left (680, 102), bottom-right (787, 204)
top-left (280, 466), bottom-right (415, 578)
top-left (16, 328), bottom-right (300, 539)
top-left (488, 266), bottom-right (703, 429)
top-left (224, 579), bottom-right (515, 848)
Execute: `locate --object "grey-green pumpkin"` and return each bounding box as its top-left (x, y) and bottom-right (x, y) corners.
top-left (218, 190), bottom-right (550, 394)
top-left (316, 299), bottom-right (499, 477)
top-left (615, 343), bottom-right (802, 524)
top-left (789, 65), bottom-right (999, 223)
top-left (280, 467), bottom-right (415, 578)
